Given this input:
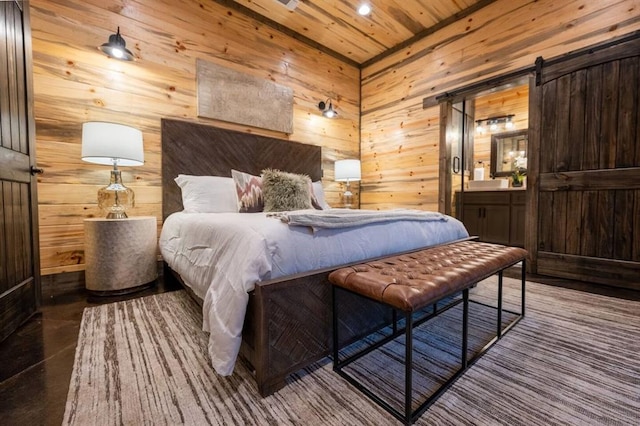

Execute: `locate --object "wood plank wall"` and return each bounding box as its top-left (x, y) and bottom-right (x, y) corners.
top-left (28, 0), bottom-right (640, 275)
top-left (29, 0), bottom-right (359, 275)
top-left (360, 0), bottom-right (640, 211)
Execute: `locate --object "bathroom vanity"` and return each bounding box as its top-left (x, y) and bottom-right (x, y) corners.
top-left (455, 189), bottom-right (525, 247)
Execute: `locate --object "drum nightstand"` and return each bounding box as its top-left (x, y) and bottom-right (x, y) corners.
top-left (84, 216), bottom-right (158, 295)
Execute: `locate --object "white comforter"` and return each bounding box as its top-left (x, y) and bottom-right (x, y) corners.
top-left (159, 209), bottom-right (469, 375)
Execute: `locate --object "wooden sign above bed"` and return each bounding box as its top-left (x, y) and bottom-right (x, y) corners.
top-left (196, 59), bottom-right (294, 134)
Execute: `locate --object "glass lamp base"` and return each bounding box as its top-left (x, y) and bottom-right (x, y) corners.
top-left (343, 189), bottom-right (353, 209)
top-left (105, 209), bottom-right (129, 219)
top-left (98, 169), bottom-right (135, 219)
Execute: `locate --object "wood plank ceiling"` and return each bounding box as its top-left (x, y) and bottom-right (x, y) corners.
top-left (227, 0), bottom-right (490, 65)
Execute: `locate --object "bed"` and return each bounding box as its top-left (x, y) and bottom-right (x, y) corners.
top-left (160, 118), bottom-right (470, 396)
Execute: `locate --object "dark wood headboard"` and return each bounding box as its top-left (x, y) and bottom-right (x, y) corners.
top-left (161, 119), bottom-right (322, 220)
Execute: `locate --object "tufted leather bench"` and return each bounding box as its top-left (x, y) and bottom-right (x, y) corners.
top-left (329, 240), bottom-right (527, 425)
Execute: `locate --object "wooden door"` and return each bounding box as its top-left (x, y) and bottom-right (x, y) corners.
top-left (0, 0), bottom-right (40, 342)
top-left (527, 35), bottom-right (640, 289)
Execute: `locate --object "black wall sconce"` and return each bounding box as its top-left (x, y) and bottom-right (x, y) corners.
top-left (318, 99), bottom-right (337, 118)
top-left (99, 27), bottom-right (135, 61)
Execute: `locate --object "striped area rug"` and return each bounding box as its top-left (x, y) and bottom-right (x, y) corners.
top-left (63, 277), bottom-right (640, 425)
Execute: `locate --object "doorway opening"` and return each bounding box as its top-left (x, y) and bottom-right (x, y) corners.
top-left (439, 77), bottom-right (530, 246)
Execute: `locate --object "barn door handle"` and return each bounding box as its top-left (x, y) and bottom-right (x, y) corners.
top-left (452, 156), bottom-right (461, 174)
top-left (30, 166), bottom-right (44, 175)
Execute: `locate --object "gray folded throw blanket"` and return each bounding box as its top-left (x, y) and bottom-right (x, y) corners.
top-left (271, 208), bottom-right (448, 231)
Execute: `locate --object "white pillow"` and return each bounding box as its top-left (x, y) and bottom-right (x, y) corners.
top-left (312, 180), bottom-right (331, 210)
top-left (174, 175), bottom-right (238, 213)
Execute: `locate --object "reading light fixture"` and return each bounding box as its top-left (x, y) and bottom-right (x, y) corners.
top-left (99, 27), bottom-right (135, 61)
top-left (82, 122), bottom-right (144, 219)
top-left (318, 99), bottom-right (338, 118)
top-left (475, 114), bottom-right (515, 134)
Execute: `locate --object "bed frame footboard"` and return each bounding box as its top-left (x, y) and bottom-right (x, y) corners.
top-left (165, 262), bottom-right (390, 397)
top-left (242, 269), bottom-right (392, 396)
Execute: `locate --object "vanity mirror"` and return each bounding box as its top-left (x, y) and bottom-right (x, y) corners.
top-left (490, 130), bottom-right (528, 177)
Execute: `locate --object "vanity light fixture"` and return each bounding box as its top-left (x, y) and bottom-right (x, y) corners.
top-left (99, 27), bottom-right (135, 61)
top-left (475, 114), bottom-right (515, 134)
top-left (505, 119), bottom-right (515, 130)
top-left (318, 99), bottom-right (338, 118)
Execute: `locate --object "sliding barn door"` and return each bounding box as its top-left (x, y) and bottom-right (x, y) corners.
top-left (527, 36), bottom-right (640, 289)
top-left (0, 0), bottom-right (40, 342)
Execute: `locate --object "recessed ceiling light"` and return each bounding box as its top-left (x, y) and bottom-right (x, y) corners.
top-left (276, 0), bottom-right (299, 10)
top-left (358, 4), bottom-right (371, 16)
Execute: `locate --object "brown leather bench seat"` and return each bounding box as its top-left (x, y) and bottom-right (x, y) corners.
top-left (329, 240), bottom-right (527, 312)
top-left (329, 240), bottom-right (527, 425)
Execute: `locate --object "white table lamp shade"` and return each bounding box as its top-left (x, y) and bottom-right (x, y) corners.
top-left (335, 159), bottom-right (361, 182)
top-left (82, 122), bottom-right (144, 166)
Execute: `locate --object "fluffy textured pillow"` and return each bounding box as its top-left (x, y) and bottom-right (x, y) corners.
top-left (231, 169), bottom-right (264, 213)
top-left (312, 180), bottom-right (331, 209)
top-left (174, 175), bottom-right (238, 213)
top-left (262, 169), bottom-right (313, 212)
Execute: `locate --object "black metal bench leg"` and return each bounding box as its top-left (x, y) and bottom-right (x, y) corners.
top-left (497, 270), bottom-right (503, 338)
top-left (462, 289), bottom-right (469, 369)
top-left (521, 259), bottom-right (526, 317)
top-left (332, 285), bottom-right (339, 368)
top-left (405, 312), bottom-right (413, 425)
